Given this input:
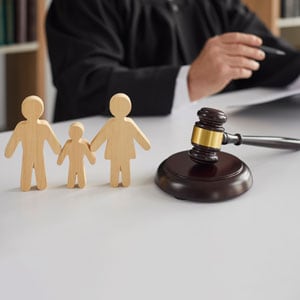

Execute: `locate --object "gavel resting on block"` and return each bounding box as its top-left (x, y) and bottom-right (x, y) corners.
top-left (155, 107), bottom-right (300, 202)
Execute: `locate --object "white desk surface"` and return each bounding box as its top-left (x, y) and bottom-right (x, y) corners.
top-left (1, 88), bottom-right (300, 300)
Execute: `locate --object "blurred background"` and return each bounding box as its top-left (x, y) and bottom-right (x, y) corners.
top-left (0, 0), bottom-right (299, 131)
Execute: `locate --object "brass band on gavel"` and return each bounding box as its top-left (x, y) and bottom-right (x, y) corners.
top-left (191, 126), bottom-right (223, 149)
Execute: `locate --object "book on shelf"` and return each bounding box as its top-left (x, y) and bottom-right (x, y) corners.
top-left (0, 0), bottom-right (5, 45)
top-left (26, 0), bottom-right (36, 41)
top-left (281, 0), bottom-right (300, 18)
top-left (0, 0), bottom-right (36, 47)
top-left (15, 0), bottom-right (27, 43)
top-left (5, 0), bottom-right (15, 44)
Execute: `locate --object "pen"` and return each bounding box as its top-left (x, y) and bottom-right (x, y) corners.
top-left (260, 45), bottom-right (286, 56)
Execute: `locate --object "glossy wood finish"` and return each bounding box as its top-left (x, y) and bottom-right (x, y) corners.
top-left (189, 107), bottom-right (227, 164)
top-left (155, 150), bottom-right (253, 202)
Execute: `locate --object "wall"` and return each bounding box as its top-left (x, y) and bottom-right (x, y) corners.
top-left (281, 27), bottom-right (300, 50)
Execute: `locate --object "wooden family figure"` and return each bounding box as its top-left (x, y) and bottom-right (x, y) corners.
top-left (5, 95), bottom-right (61, 191)
top-left (57, 122), bottom-right (96, 188)
top-left (91, 93), bottom-right (151, 187)
top-left (5, 93), bottom-right (151, 191)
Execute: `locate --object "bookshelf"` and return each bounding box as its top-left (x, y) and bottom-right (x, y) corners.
top-left (0, 0), bottom-right (45, 130)
top-left (278, 16), bottom-right (300, 28)
top-left (243, 0), bottom-right (300, 49)
top-left (0, 41), bottom-right (38, 54)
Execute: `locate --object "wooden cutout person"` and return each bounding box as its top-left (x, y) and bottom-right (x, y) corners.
top-left (5, 95), bottom-right (61, 191)
top-left (90, 93), bottom-right (151, 187)
top-left (57, 122), bottom-right (96, 188)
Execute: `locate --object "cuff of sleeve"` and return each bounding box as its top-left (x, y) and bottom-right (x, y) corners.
top-left (286, 75), bottom-right (300, 90)
top-left (172, 65), bottom-right (191, 111)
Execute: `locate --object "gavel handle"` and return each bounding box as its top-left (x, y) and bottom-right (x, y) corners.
top-left (223, 132), bottom-right (300, 150)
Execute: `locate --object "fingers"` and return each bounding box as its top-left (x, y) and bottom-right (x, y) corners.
top-left (219, 32), bottom-right (262, 47)
top-left (188, 32), bottom-right (266, 100)
top-left (224, 43), bottom-right (265, 61)
top-left (216, 56), bottom-right (259, 82)
top-left (211, 32), bottom-right (265, 61)
top-left (213, 59), bottom-right (254, 81)
top-left (227, 56), bottom-right (260, 71)
top-left (230, 68), bottom-right (253, 80)
top-left (209, 32), bottom-right (265, 61)
top-left (208, 32), bottom-right (265, 77)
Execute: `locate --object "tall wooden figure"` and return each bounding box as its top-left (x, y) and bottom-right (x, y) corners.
top-left (5, 95), bottom-right (61, 191)
top-left (57, 122), bottom-right (96, 188)
top-left (90, 93), bottom-right (151, 187)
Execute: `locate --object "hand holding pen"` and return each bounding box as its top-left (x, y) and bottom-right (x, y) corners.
top-left (188, 32), bottom-right (265, 100)
top-left (188, 33), bottom-right (287, 102)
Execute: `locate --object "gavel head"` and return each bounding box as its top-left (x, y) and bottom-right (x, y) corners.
top-left (189, 107), bottom-right (227, 164)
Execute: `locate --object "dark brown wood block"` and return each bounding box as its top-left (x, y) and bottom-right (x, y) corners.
top-left (155, 151), bottom-right (253, 202)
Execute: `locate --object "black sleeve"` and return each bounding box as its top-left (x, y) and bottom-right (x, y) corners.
top-left (222, 0), bottom-right (300, 90)
top-left (46, 0), bottom-right (179, 122)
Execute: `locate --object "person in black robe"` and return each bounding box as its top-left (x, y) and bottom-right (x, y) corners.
top-left (46, 0), bottom-right (300, 122)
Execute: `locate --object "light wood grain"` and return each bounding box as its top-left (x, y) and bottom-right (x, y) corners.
top-left (5, 96), bottom-right (61, 191)
top-left (58, 122), bottom-right (96, 188)
top-left (91, 93), bottom-right (151, 187)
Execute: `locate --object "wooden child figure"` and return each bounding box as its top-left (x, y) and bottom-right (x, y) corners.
top-left (90, 93), bottom-right (151, 187)
top-left (57, 122), bottom-right (96, 188)
top-left (5, 95), bottom-right (61, 191)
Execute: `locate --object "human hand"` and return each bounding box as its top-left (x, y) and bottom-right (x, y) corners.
top-left (188, 32), bottom-right (265, 100)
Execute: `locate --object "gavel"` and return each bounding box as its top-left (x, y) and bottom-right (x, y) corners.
top-left (189, 107), bottom-right (300, 164)
top-left (155, 107), bottom-right (300, 202)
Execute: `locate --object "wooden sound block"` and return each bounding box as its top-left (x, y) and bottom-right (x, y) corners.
top-left (155, 151), bottom-right (253, 202)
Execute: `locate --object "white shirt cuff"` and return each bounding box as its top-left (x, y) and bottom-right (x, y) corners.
top-left (172, 65), bottom-right (191, 110)
top-left (286, 75), bottom-right (300, 90)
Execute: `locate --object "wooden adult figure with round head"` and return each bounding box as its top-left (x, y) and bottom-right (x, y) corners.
top-left (5, 95), bottom-right (61, 191)
top-left (90, 93), bottom-right (151, 187)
